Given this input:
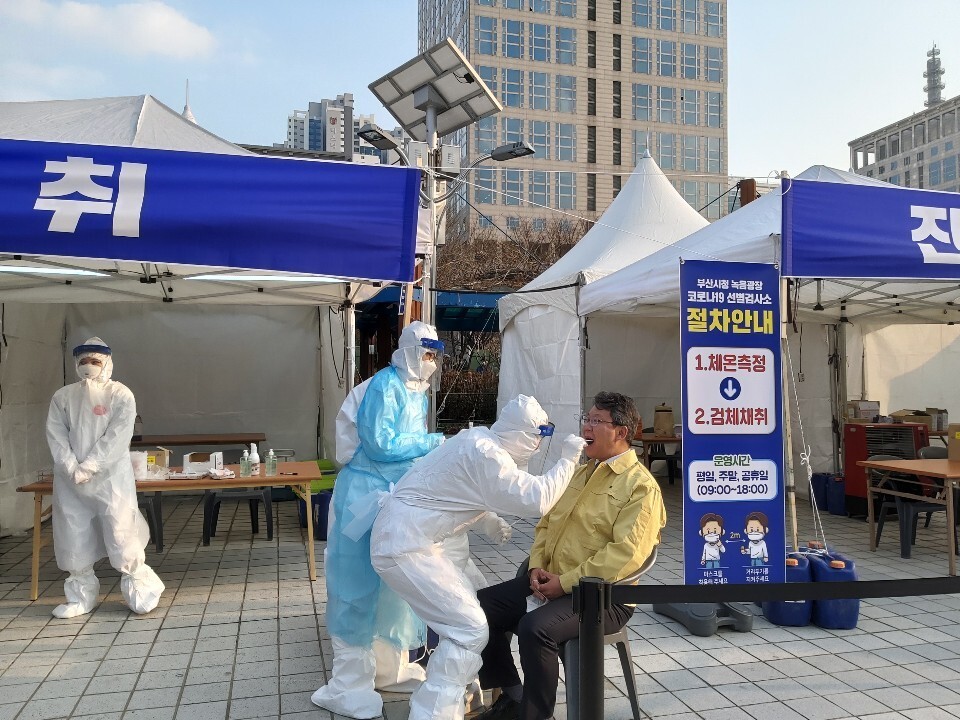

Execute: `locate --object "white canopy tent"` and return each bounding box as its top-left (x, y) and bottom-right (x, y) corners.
top-left (578, 165), bottom-right (960, 492)
top-left (496, 152), bottom-right (708, 460)
top-left (0, 96), bottom-right (402, 534)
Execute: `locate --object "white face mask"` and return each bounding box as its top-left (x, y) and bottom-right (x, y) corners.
top-left (419, 359), bottom-right (437, 381)
top-left (703, 532), bottom-right (720, 543)
top-left (78, 364), bottom-right (102, 380)
top-left (747, 531), bottom-right (764, 541)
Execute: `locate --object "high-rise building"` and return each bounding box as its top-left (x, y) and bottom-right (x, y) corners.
top-left (850, 45), bottom-right (960, 192)
top-left (285, 93), bottom-right (393, 165)
top-left (418, 0), bottom-right (728, 236)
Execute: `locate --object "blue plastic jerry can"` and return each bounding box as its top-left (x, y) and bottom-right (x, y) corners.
top-left (809, 552), bottom-right (859, 630)
top-left (762, 553), bottom-right (813, 627)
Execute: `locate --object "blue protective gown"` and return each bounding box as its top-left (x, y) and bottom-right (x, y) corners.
top-left (326, 365), bottom-right (444, 648)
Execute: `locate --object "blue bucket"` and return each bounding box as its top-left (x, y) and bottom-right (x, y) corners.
top-left (297, 491), bottom-right (332, 540)
top-left (809, 552), bottom-right (859, 630)
top-left (762, 553), bottom-right (813, 626)
top-left (827, 475), bottom-right (846, 516)
top-left (811, 473), bottom-right (830, 511)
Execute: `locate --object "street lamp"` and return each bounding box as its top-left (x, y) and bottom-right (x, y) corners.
top-left (368, 38), bottom-right (502, 331)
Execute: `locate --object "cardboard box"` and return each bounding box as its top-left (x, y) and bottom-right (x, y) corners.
top-left (890, 409), bottom-right (934, 430)
top-left (845, 400), bottom-right (880, 420)
top-left (183, 452), bottom-right (223, 474)
top-left (948, 424), bottom-right (960, 462)
top-left (146, 447), bottom-right (170, 469)
top-left (925, 408), bottom-right (949, 432)
top-left (845, 417), bottom-right (872, 424)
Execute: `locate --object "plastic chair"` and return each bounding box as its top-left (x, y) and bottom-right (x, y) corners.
top-left (643, 426), bottom-right (680, 485)
top-left (918, 445), bottom-right (956, 526)
top-left (871, 453), bottom-right (955, 559)
top-left (515, 547), bottom-right (657, 720)
top-left (203, 448), bottom-right (272, 545)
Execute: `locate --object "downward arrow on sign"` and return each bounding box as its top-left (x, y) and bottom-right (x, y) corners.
top-left (723, 379), bottom-right (738, 398)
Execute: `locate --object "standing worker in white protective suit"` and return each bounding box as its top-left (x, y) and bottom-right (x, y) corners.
top-left (371, 395), bottom-right (588, 720)
top-left (312, 321), bottom-right (445, 719)
top-left (45, 337), bottom-right (165, 619)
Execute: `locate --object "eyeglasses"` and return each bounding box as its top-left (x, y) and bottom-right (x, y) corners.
top-left (577, 413), bottom-right (619, 427)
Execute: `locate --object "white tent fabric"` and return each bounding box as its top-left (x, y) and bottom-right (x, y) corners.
top-left (496, 153), bottom-right (708, 460)
top-left (0, 96), bottom-right (373, 534)
top-left (578, 165), bottom-right (960, 486)
top-left (0, 95), bottom-right (247, 154)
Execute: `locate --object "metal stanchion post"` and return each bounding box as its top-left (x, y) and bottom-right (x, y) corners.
top-left (575, 576), bottom-right (607, 720)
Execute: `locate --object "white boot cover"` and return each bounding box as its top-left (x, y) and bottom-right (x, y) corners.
top-left (373, 637), bottom-right (427, 692)
top-left (464, 678), bottom-right (484, 714)
top-left (53, 567), bottom-right (99, 619)
top-left (121, 560), bottom-right (165, 614)
top-left (409, 639), bottom-right (483, 720)
top-left (311, 637), bottom-right (383, 719)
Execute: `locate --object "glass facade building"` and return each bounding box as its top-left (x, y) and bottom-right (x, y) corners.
top-left (418, 0), bottom-right (729, 235)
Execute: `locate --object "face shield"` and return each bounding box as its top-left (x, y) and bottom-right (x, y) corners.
top-left (73, 338), bottom-right (113, 382)
top-left (532, 422), bottom-right (556, 474)
top-left (417, 337), bottom-right (445, 392)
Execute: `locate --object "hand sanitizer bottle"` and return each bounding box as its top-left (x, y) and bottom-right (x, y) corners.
top-left (249, 443), bottom-right (261, 476)
top-left (265, 449), bottom-right (277, 477)
top-left (240, 449), bottom-right (251, 478)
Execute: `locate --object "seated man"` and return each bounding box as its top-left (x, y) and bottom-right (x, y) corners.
top-left (475, 391), bottom-right (667, 720)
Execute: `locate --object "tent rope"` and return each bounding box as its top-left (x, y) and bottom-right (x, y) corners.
top-left (784, 337), bottom-right (831, 552)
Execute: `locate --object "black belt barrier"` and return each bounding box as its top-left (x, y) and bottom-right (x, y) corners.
top-left (571, 575), bottom-right (960, 720)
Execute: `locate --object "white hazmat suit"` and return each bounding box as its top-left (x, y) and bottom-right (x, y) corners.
top-left (371, 395), bottom-right (588, 720)
top-left (45, 337), bottom-right (165, 619)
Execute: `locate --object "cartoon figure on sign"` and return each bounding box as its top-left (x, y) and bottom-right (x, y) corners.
top-left (741, 511), bottom-right (769, 565)
top-left (699, 512), bottom-right (726, 568)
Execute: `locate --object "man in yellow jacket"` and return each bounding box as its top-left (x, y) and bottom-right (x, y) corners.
top-left (473, 391), bottom-right (667, 720)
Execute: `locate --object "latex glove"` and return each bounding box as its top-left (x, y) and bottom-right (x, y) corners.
top-left (478, 513), bottom-right (511, 545)
top-left (560, 434), bottom-right (588, 463)
top-left (73, 459), bottom-right (98, 485)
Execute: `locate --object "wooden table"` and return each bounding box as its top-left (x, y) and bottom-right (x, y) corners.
top-left (131, 433), bottom-right (266, 448)
top-left (858, 458), bottom-right (960, 576)
top-left (632, 433), bottom-right (682, 468)
top-left (17, 461), bottom-right (325, 601)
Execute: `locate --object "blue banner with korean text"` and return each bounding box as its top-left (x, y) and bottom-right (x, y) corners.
top-left (783, 178), bottom-right (960, 280)
top-left (0, 138), bottom-right (420, 283)
top-left (680, 260), bottom-right (785, 586)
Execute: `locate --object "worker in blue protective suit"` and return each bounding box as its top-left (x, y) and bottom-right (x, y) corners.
top-left (45, 337), bottom-right (165, 619)
top-left (312, 321), bottom-right (446, 720)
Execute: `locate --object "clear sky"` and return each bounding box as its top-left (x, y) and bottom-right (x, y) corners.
top-left (2, 0), bottom-right (960, 179)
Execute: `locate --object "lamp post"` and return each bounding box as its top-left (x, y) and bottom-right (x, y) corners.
top-left (358, 122), bottom-right (534, 327)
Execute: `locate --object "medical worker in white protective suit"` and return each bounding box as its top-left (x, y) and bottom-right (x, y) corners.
top-left (371, 395), bottom-right (588, 720)
top-left (312, 321), bottom-right (446, 719)
top-left (45, 337), bottom-right (165, 619)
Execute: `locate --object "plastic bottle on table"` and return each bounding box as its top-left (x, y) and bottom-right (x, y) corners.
top-left (249, 443), bottom-right (261, 476)
top-left (239, 449), bottom-right (251, 478)
top-left (265, 448), bottom-right (277, 477)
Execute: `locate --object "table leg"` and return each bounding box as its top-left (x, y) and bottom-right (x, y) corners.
top-left (31, 492), bottom-right (42, 601)
top-left (304, 482), bottom-right (316, 581)
top-left (947, 480), bottom-right (956, 577)
top-left (867, 471), bottom-right (876, 552)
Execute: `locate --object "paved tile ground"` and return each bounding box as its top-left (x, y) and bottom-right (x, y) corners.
top-left (2, 471), bottom-right (960, 720)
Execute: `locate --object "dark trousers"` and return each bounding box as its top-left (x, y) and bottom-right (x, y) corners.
top-left (477, 576), bottom-right (634, 720)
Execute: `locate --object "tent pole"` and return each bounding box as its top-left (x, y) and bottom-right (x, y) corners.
top-left (344, 299), bottom-right (356, 394)
top-left (577, 274), bottom-right (586, 421)
top-left (836, 322), bottom-right (849, 474)
top-left (781, 276), bottom-right (799, 552)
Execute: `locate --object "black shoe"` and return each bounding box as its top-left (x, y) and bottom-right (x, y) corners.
top-left (472, 693), bottom-right (520, 720)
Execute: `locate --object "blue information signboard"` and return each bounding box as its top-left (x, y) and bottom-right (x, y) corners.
top-left (680, 260), bottom-right (785, 585)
